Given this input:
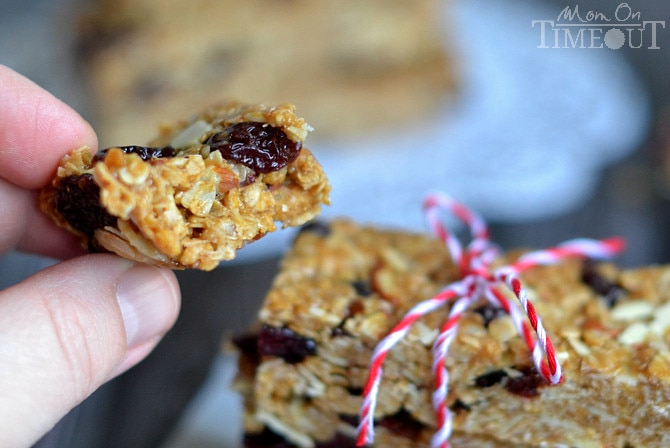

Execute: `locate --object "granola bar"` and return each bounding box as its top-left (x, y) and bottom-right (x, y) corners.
top-left (76, 0), bottom-right (456, 144)
top-left (40, 101), bottom-right (330, 270)
top-left (234, 220), bottom-right (670, 447)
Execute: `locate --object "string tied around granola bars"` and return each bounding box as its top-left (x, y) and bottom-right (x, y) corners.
top-left (356, 192), bottom-right (625, 448)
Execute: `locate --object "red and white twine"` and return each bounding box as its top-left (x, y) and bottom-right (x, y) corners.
top-left (356, 192), bottom-right (624, 447)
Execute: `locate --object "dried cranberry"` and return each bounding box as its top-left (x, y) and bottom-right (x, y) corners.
top-left (93, 145), bottom-right (175, 162)
top-left (205, 122), bottom-right (301, 174)
top-left (232, 333), bottom-right (261, 364)
top-left (297, 220), bottom-right (331, 237)
top-left (351, 280), bottom-right (373, 297)
top-left (341, 412), bottom-right (423, 445)
top-left (346, 386), bottom-right (363, 396)
top-left (449, 398), bottom-right (471, 413)
top-left (245, 428), bottom-right (356, 448)
top-left (243, 428), bottom-right (294, 448)
top-left (473, 303), bottom-right (506, 328)
top-left (257, 325), bottom-right (317, 364)
top-left (55, 174), bottom-right (117, 236)
top-left (339, 414), bottom-right (359, 427)
top-left (377, 410), bottom-right (424, 440)
top-left (314, 434), bottom-right (357, 448)
top-left (232, 333), bottom-right (260, 355)
top-left (581, 259), bottom-right (627, 307)
top-left (474, 366), bottom-right (545, 398)
top-left (347, 300), bottom-right (365, 317)
top-left (504, 366), bottom-right (546, 398)
top-left (474, 369), bottom-right (508, 388)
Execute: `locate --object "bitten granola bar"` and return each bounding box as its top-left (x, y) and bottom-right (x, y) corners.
top-left (234, 220), bottom-right (670, 447)
top-left (40, 101), bottom-right (330, 270)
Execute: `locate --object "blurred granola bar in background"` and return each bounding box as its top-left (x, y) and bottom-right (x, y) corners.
top-left (76, 0), bottom-right (457, 146)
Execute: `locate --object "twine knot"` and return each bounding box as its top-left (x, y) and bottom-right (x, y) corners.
top-left (356, 192), bottom-right (624, 448)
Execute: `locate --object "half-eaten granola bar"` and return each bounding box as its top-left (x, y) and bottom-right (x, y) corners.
top-left (40, 101), bottom-right (330, 270)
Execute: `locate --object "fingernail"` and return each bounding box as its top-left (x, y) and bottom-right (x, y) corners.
top-left (116, 264), bottom-right (180, 349)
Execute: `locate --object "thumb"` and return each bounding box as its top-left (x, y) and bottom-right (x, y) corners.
top-left (0, 254), bottom-right (180, 447)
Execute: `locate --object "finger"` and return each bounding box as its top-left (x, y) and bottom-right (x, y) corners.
top-left (0, 65), bottom-right (97, 259)
top-left (0, 178), bottom-right (84, 258)
top-left (0, 64), bottom-right (97, 190)
top-left (0, 255), bottom-right (181, 447)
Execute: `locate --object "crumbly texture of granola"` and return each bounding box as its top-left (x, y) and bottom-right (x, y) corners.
top-left (234, 220), bottom-right (670, 447)
top-left (76, 0), bottom-right (456, 145)
top-left (40, 101), bottom-right (330, 270)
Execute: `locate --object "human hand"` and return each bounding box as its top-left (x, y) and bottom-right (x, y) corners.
top-left (0, 65), bottom-right (181, 447)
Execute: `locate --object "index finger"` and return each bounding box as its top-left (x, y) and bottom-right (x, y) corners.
top-left (0, 65), bottom-right (98, 189)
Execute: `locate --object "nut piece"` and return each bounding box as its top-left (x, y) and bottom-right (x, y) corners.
top-left (610, 300), bottom-right (654, 321)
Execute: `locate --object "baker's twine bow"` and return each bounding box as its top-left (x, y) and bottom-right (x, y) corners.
top-left (356, 192), bottom-right (624, 448)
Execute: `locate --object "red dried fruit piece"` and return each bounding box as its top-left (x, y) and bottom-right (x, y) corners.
top-left (504, 366), bottom-right (546, 398)
top-left (206, 122), bottom-right (301, 174)
top-left (581, 259), bottom-right (627, 307)
top-left (377, 410), bottom-right (425, 441)
top-left (351, 280), bottom-right (373, 297)
top-left (245, 428), bottom-right (357, 448)
top-left (243, 428), bottom-right (295, 448)
top-left (449, 398), bottom-right (471, 413)
top-left (473, 303), bottom-right (507, 328)
top-left (54, 174), bottom-right (117, 236)
top-left (339, 410), bottom-right (424, 441)
top-left (297, 220), bottom-right (331, 237)
top-left (474, 366), bottom-right (546, 397)
top-left (473, 369), bottom-right (508, 388)
top-left (257, 325), bottom-right (317, 364)
top-left (93, 145), bottom-right (175, 162)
